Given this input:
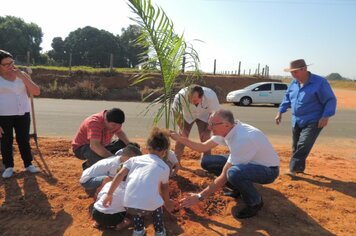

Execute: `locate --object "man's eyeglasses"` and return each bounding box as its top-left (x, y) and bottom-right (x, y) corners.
top-left (0, 60), bottom-right (14, 67)
top-left (208, 121), bottom-right (224, 127)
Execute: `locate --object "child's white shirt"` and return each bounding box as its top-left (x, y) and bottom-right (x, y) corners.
top-left (94, 181), bottom-right (126, 214)
top-left (80, 155), bottom-right (122, 183)
top-left (123, 154), bottom-right (170, 211)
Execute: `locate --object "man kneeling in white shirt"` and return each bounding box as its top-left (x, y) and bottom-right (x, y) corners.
top-left (80, 144), bottom-right (142, 193)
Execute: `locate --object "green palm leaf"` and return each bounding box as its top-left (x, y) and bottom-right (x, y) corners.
top-left (127, 0), bottom-right (200, 128)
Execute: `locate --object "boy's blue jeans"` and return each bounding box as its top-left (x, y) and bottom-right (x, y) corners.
top-left (201, 155), bottom-right (279, 206)
top-left (81, 176), bottom-right (107, 190)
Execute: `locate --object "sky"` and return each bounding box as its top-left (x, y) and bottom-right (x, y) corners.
top-left (2, 0), bottom-right (356, 79)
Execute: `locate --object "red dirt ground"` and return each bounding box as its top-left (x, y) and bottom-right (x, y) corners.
top-left (0, 89), bottom-right (355, 236)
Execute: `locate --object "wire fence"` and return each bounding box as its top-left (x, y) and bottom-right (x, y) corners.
top-left (208, 59), bottom-right (270, 77)
top-left (14, 51), bottom-right (271, 78)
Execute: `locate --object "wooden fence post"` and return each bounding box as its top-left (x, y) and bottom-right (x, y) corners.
top-left (181, 56), bottom-right (186, 73)
top-left (213, 59), bottom-right (216, 75)
top-left (26, 51), bottom-right (30, 65)
top-left (109, 53), bottom-right (114, 72)
top-left (238, 61), bottom-right (241, 76)
top-left (69, 53), bottom-right (72, 75)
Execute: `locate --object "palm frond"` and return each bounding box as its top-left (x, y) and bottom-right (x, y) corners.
top-left (127, 0), bottom-right (200, 128)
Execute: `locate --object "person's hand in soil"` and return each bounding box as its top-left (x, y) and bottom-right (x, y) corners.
top-left (179, 193), bottom-right (200, 208)
top-left (171, 162), bottom-right (181, 176)
top-left (164, 199), bottom-right (175, 213)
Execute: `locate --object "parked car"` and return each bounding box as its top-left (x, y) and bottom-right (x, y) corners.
top-left (226, 82), bottom-right (288, 106)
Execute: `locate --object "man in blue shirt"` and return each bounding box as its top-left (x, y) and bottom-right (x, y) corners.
top-left (275, 59), bottom-right (336, 176)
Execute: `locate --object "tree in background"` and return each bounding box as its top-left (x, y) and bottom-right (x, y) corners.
top-left (0, 16), bottom-right (43, 64)
top-left (61, 26), bottom-right (120, 67)
top-left (47, 25), bottom-right (147, 67)
top-left (0, 15), bottom-right (155, 68)
top-left (119, 25), bottom-right (146, 67)
top-left (128, 0), bottom-right (200, 128)
top-left (47, 37), bottom-right (67, 65)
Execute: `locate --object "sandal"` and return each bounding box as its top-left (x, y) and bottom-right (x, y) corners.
top-left (114, 217), bottom-right (131, 231)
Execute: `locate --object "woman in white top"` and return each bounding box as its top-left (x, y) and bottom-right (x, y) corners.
top-left (103, 127), bottom-right (175, 236)
top-left (0, 49), bottom-right (40, 178)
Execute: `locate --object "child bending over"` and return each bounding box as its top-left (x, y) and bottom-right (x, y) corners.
top-left (80, 144), bottom-right (141, 193)
top-left (103, 127), bottom-right (174, 236)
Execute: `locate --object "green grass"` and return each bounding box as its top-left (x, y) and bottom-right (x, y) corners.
top-left (21, 65), bottom-right (356, 91)
top-left (19, 65), bottom-right (140, 73)
top-left (328, 80), bottom-right (356, 91)
top-left (281, 78), bottom-right (356, 91)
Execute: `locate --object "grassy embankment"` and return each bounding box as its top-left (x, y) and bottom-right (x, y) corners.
top-left (26, 66), bottom-right (356, 100)
top-left (281, 78), bottom-right (356, 91)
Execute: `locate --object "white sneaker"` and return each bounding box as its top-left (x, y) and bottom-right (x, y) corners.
top-left (2, 167), bottom-right (14, 178)
top-left (26, 165), bottom-right (40, 173)
top-left (155, 228), bottom-right (166, 236)
top-left (132, 228), bottom-right (146, 236)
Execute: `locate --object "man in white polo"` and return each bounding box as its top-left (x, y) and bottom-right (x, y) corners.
top-left (170, 109), bottom-right (280, 218)
top-left (172, 85), bottom-right (220, 161)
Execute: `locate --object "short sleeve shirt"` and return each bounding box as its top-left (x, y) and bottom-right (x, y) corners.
top-left (211, 122), bottom-right (280, 167)
top-left (80, 155), bottom-right (122, 183)
top-left (172, 87), bottom-right (220, 124)
top-left (94, 181), bottom-right (126, 214)
top-left (0, 76), bottom-right (30, 116)
top-left (123, 154), bottom-right (170, 211)
top-left (71, 111), bottom-right (121, 151)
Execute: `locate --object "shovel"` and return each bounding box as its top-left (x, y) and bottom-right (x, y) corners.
top-left (25, 68), bottom-right (53, 178)
top-left (25, 67), bottom-right (39, 149)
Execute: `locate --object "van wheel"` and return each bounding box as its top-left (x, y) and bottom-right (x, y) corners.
top-left (240, 97), bottom-right (252, 106)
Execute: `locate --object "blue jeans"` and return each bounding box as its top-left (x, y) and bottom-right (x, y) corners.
top-left (227, 164), bottom-right (279, 206)
top-left (290, 122), bottom-right (322, 172)
top-left (81, 176), bottom-right (107, 190)
top-left (201, 155), bottom-right (228, 176)
top-left (201, 155), bottom-right (279, 206)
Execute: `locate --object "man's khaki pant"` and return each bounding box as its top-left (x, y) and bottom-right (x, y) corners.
top-left (174, 119), bottom-right (211, 161)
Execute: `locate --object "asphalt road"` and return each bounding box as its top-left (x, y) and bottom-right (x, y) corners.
top-left (32, 98), bottom-right (356, 142)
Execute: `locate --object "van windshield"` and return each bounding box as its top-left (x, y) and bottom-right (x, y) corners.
top-left (243, 83), bottom-right (264, 90)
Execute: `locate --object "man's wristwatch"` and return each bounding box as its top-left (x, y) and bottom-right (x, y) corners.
top-left (197, 193), bottom-right (204, 201)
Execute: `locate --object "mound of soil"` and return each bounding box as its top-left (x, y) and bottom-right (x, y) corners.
top-left (0, 138), bottom-right (355, 236)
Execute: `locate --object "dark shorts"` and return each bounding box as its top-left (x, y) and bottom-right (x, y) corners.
top-left (92, 208), bottom-right (126, 227)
